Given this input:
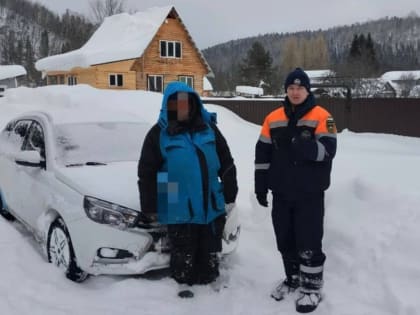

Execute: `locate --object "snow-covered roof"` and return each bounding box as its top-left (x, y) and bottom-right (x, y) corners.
top-left (409, 85), bottom-right (420, 97)
top-left (305, 69), bottom-right (335, 79)
top-left (0, 65), bottom-right (27, 80)
top-left (35, 6), bottom-right (175, 71)
top-left (203, 77), bottom-right (213, 91)
top-left (235, 85), bottom-right (263, 96)
top-left (381, 71), bottom-right (420, 81)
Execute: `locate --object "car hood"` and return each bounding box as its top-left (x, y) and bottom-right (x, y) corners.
top-left (55, 161), bottom-right (140, 211)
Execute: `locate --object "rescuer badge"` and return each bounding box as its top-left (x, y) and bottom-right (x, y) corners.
top-left (326, 116), bottom-right (336, 133)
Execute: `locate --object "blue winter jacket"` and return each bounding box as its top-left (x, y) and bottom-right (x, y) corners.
top-left (156, 82), bottom-right (226, 224)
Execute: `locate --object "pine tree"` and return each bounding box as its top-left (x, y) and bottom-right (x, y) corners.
top-left (342, 33), bottom-right (380, 78)
top-left (349, 34), bottom-right (361, 59)
top-left (239, 41), bottom-right (276, 94)
top-left (4, 30), bottom-right (17, 64)
top-left (40, 30), bottom-right (49, 58)
top-left (23, 37), bottom-right (39, 85)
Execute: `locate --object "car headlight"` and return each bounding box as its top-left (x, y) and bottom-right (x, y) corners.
top-left (83, 196), bottom-right (139, 229)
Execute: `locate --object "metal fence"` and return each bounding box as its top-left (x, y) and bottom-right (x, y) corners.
top-left (203, 98), bottom-right (420, 138)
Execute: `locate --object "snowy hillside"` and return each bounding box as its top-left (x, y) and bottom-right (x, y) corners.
top-left (0, 85), bottom-right (419, 315)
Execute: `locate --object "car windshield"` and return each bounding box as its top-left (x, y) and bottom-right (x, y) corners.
top-left (54, 121), bottom-right (150, 166)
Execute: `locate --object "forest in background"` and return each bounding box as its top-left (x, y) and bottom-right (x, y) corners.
top-left (203, 13), bottom-right (420, 94)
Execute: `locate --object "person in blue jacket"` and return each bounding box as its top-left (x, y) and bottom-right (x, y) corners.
top-left (138, 81), bottom-right (238, 297)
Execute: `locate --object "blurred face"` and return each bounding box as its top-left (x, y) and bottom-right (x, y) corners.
top-left (286, 84), bottom-right (309, 105)
top-left (167, 92), bottom-right (190, 121)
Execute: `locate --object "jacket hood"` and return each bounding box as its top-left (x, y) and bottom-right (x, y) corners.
top-left (158, 81), bottom-right (216, 130)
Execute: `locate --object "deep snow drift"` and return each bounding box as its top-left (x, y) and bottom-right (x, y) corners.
top-left (0, 85), bottom-right (419, 315)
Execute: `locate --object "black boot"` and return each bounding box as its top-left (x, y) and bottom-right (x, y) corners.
top-left (295, 289), bottom-right (322, 313)
top-left (296, 250), bottom-right (325, 313)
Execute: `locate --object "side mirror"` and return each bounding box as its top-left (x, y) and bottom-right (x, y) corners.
top-left (15, 150), bottom-right (45, 168)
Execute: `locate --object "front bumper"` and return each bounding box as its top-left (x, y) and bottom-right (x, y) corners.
top-left (67, 205), bottom-right (240, 276)
top-left (67, 217), bottom-right (170, 276)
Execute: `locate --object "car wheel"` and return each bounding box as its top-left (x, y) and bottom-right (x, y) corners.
top-left (0, 197), bottom-right (15, 221)
top-left (47, 218), bottom-right (89, 282)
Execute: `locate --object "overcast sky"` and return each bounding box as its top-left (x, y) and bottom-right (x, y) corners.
top-left (29, 0), bottom-right (420, 49)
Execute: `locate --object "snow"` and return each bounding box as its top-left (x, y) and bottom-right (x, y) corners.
top-left (0, 65), bottom-right (27, 80)
top-left (35, 6), bottom-right (174, 71)
top-left (381, 70), bottom-right (420, 81)
top-left (305, 70), bottom-right (335, 80)
top-left (235, 85), bottom-right (264, 96)
top-left (203, 76), bottom-right (213, 91)
top-left (1, 85), bottom-right (420, 314)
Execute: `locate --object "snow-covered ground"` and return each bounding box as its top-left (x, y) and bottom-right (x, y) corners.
top-left (0, 85), bottom-right (419, 315)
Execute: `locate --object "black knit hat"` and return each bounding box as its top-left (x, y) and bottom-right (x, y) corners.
top-left (284, 67), bottom-right (311, 93)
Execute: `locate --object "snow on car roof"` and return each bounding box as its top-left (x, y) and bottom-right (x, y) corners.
top-left (0, 85), bottom-right (162, 126)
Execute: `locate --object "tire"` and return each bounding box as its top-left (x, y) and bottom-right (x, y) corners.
top-left (47, 218), bottom-right (89, 282)
top-left (0, 196), bottom-right (15, 221)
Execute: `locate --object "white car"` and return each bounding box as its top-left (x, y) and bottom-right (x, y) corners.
top-left (0, 111), bottom-right (240, 282)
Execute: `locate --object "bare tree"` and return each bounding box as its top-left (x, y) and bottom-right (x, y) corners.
top-left (280, 34), bottom-right (330, 79)
top-left (309, 33), bottom-right (330, 69)
top-left (280, 36), bottom-right (303, 76)
top-left (89, 0), bottom-right (126, 24)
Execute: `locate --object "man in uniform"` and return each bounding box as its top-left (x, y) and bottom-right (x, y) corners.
top-left (254, 68), bottom-right (337, 313)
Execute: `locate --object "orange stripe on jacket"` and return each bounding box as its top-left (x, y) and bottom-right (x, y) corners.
top-left (260, 105), bottom-right (336, 138)
top-left (260, 107), bottom-right (288, 139)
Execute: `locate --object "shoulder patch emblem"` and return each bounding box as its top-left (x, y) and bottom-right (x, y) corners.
top-left (326, 116), bottom-right (337, 133)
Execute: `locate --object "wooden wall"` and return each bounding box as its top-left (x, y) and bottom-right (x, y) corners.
top-left (93, 59), bottom-right (136, 90)
top-left (132, 16), bottom-right (208, 94)
top-left (45, 14), bottom-right (209, 94)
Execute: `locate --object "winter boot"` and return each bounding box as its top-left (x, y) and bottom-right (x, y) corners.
top-left (295, 289), bottom-right (322, 313)
top-left (296, 250), bottom-right (325, 311)
top-left (270, 276), bottom-right (299, 301)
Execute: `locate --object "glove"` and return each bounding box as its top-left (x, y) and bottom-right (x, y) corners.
top-left (225, 202), bottom-right (235, 215)
top-left (256, 192), bottom-right (268, 207)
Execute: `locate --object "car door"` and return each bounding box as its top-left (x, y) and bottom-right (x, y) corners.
top-left (15, 120), bottom-right (52, 227)
top-left (0, 119), bottom-right (33, 212)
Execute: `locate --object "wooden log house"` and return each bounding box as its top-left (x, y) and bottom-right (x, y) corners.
top-left (35, 6), bottom-right (213, 95)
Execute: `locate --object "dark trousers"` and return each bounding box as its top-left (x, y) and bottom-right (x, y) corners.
top-left (167, 215), bottom-right (225, 285)
top-left (271, 192), bottom-right (326, 290)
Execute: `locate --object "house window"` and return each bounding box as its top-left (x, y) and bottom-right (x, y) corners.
top-left (179, 76), bottom-right (194, 88)
top-left (48, 75), bottom-right (65, 85)
top-left (148, 75), bottom-right (163, 92)
top-left (109, 74), bottom-right (123, 87)
top-left (160, 40), bottom-right (182, 58)
top-left (48, 76), bottom-right (57, 85)
top-left (67, 76), bottom-right (77, 85)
